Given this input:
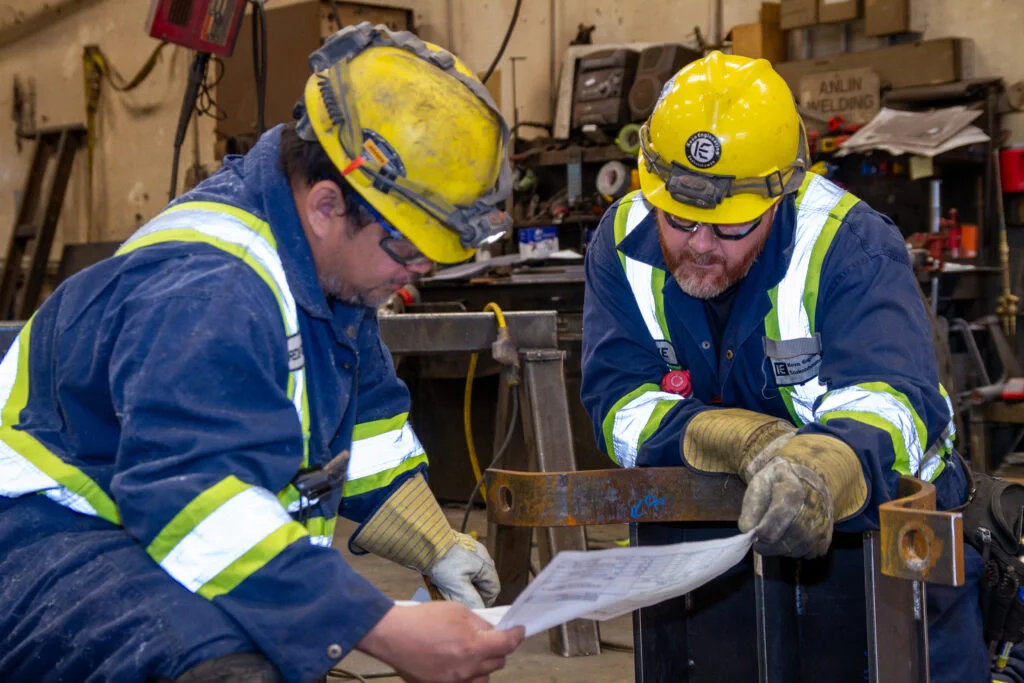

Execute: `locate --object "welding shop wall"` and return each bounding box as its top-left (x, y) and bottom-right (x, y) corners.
top-left (0, 0), bottom-right (1021, 255)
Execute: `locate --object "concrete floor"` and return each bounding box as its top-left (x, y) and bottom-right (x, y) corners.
top-left (329, 509), bottom-right (635, 683)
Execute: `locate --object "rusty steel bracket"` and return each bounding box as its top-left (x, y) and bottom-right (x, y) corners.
top-left (485, 468), bottom-right (964, 586)
top-left (485, 466), bottom-right (745, 526)
top-left (878, 475), bottom-right (965, 587)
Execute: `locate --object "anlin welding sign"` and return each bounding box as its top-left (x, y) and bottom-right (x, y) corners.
top-left (799, 67), bottom-right (881, 124)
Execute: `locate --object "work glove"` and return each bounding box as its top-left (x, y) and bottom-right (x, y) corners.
top-left (681, 408), bottom-right (797, 476)
top-left (427, 532), bottom-right (501, 609)
top-left (681, 409), bottom-right (868, 558)
top-left (352, 474), bottom-right (500, 609)
top-left (738, 433), bottom-right (868, 558)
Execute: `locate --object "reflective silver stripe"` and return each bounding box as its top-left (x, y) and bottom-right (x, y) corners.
top-left (0, 440), bottom-right (99, 515)
top-left (815, 386), bottom-right (926, 475)
top-left (347, 422), bottom-right (425, 481)
top-left (0, 336), bottom-right (101, 513)
top-left (921, 424), bottom-right (952, 481)
top-left (124, 209), bottom-right (309, 444)
top-left (612, 391), bottom-right (684, 468)
top-left (309, 535), bottom-right (333, 547)
top-left (620, 194), bottom-right (666, 345)
top-left (0, 333), bottom-right (17, 404)
top-left (938, 389), bottom-right (957, 453)
top-left (919, 390), bottom-right (957, 481)
top-left (158, 486), bottom-right (293, 593)
top-left (285, 496), bottom-right (320, 514)
top-left (774, 175), bottom-right (848, 423)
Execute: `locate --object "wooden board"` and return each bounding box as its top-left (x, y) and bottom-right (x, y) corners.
top-left (799, 67), bottom-right (880, 124)
top-left (776, 38), bottom-right (973, 92)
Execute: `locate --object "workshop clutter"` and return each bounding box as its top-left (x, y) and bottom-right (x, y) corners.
top-left (1002, 147), bottom-right (1024, 225)
top-left (1001, 148), bottom-right (1024, 194)
top-left (907, 208), bottom-right (978, 267)
top-left (572, 45), bottom-right (699, 131)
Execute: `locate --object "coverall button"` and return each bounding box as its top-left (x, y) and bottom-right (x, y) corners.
top-left (725, 349), bottom-right (734, 360)
top-left (343, 362), bottom-right (350, 369)
top-left (701, 341), bottom-right (711, 350)
top-left (327, 643), bottom-right (343, 659)
top-left (346, 326), bottom-right (357, 339)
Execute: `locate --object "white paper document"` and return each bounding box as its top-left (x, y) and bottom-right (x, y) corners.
top-left (837, 106), bottom-right (990, 158)
top-left (493, 531), bottom-right (754, 637)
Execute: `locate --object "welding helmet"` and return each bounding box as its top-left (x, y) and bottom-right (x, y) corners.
top-left (294, 22), bottom-right (512, 264)
top-left (638, 51), bottom-right (807, 225)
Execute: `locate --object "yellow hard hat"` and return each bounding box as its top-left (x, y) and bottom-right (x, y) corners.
top-left (637, 51), bottom-right (807, 224)
top-left (295, 23), bottom-right (512, 264)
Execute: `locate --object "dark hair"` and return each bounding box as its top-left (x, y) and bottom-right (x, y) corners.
top-left (278, 122), bottom-right (349, 191)
top-left (280, 122), bottom-right (378, 235)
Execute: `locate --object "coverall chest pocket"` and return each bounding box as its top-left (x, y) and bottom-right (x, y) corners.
top-left (763, 334), bottom-right (823, 387)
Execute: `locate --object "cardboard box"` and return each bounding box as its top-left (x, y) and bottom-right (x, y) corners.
top-left (818, 0), bottom-right (859, 24)
top-left (799, 68), bottom-right (880, 123)
top-left (728, 3), bottom-right (785, 63)
top-left (775, 38), bottom-right (974, 92)
top-left (865, 0), bottom-right (918, 36)
top-left (781, 0), bottom-right (817, 29)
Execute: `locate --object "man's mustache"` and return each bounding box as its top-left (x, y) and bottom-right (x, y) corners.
top-left (680, 250), bottom-right (726, 267)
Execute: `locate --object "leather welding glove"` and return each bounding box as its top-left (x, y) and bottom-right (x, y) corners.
top-left (352, 474), bottom-right (500, 609)
top-left (738, 433), bottom-right (869, 559)
top-left (681, 408), bottom-right (797, 477)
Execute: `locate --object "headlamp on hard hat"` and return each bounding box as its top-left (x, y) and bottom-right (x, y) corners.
top-left (639, 122), bottom-right (807, 210)
top-left (294, 22), bottom-right (512, 251)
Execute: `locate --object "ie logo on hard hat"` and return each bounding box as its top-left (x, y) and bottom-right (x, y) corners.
top-left (685, 132), bottom-right (721, 169)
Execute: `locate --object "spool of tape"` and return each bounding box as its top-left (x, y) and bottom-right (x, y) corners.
top-left (615, 123), bottom-right (642, 155)
top-left (597, 160), bottom-right (631, 199)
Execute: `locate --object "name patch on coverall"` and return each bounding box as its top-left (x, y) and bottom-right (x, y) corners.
top-left (763, 334), bottom-right (822, 386)
top-left (656, 340), bottom-right (679, 367)
top-left (287, 334), bottom-right (305, 371)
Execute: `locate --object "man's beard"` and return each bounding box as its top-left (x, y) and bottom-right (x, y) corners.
top-left (319, 274), bottom-right (418, 308)
top-left (659, 230), bottom-right (768, 300)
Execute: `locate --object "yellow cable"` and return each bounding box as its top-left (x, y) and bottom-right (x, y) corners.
top-left (464, 303), bottom-right (508, 506)
top-left (464, 351), bottom-right (482, 485)
top-left (482, 302), bottom-right (508, 329)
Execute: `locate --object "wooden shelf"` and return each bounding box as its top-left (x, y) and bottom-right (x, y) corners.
top-left (517, 145), bottom-right (635, 168)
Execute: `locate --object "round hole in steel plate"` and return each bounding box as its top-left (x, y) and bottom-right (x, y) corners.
top-left (499, 485), bottom-right (514, 512)
top-left (900, 527), bottom-right (931, 569)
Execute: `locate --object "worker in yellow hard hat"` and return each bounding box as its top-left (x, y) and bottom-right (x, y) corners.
top-left (0, 22), bottom-right (523, 682)
top-left (580, 51), bottom-right (990, 681)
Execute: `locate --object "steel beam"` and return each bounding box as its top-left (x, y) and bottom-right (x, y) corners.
top-left (377, 311), bottom-right (558, 354)
top-left (516, 348), bottom-right (600, 657)
top-left (485, 467), bottom-right (745, 526)
top-left (865, 531), bottom-right (929, 682)
top-left (486, 469), bottom-right (964, 587)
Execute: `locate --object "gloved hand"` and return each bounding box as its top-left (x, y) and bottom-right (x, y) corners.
top-left (681, 408), bottom-right (797, 476)
top-left (352, 474), bottom-right (500, 609)
top-left (427, 532), bottom-right (500, 609)
top-left (738, 433), bottom-right (868, 558)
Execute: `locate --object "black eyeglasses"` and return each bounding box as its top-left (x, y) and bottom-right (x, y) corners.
top-left (346, 192), bottom-right (431, 266)
top-left (662, 211), bottom-right (764, 241)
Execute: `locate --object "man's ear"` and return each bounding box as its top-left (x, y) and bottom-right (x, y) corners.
top-left (304, 180), bottom-right (347, 240)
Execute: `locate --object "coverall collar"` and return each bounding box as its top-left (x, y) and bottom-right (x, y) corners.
top-left (243, 126), bottom-right (336, 321)
top-left (242, 126), bottom-right (374, 339)
top-left (616, 194), bottom-right (799, 381)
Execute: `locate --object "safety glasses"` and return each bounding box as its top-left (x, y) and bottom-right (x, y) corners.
top-left (346, 192), bottom-right (431, 267)
top-left (662, 211), bottom-right (764, 241)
